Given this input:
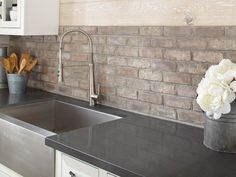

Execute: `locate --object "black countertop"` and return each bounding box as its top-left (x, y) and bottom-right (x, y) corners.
top-left (0, 89), bottom-right (235, 177)
top-left (0, 88), bottom-right (55, 107)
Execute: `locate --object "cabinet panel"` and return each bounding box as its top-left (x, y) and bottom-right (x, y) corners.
top-left (0, 163), bottom-right (23, 177)
top-left (0, 0), bottom-right (21, 28)
top-left (0, 171), bottom-right (10, 177)
top-left (56, 151), bottom-right (120, 177)
top-left (62, 153), bottom-right (99, 177)
top-left (108, 173), bottom-right (119, 177)
top-left (0, 0), bottom-right (59, 35)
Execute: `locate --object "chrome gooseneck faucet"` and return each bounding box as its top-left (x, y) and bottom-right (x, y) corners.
top-left (58, 29), bottom-right (100, 106)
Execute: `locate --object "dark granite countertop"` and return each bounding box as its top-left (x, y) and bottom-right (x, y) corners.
top-left (0, 88), bottom-right (235, 177)
top-left (0, 88), bottom-right (55, 108)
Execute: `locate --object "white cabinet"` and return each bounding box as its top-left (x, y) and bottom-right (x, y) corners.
top-left (107, 173), bottom-right (119, 177)
top-left (56, 151), bottom-right (120, 177)
top-left (0, 163), bottom-right (23, 177)
top-left (0, 0), bottom-right (59, 35)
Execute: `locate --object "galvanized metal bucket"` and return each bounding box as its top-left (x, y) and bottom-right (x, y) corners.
top-left (204, 103), bottom-right (236, 153)
top-left (7, 74), bottom-right (28, 94)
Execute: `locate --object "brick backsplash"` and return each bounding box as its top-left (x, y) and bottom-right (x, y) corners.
top-left (10, 26), bottom-right (236, 125)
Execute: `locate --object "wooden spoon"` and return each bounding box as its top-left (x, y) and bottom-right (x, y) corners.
top-left (19, 52), bottom-right (30, 66)
top-left (9, 53), bottom-right (19, 72)
top-left (24, 58), bottom-right (38, 72)
top-left (2, 58), bottom-right (11, 73)
top-left (18, 58), bottom-right (27, 74)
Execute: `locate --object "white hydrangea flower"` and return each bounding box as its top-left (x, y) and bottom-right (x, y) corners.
top-left (197, 78), bottom-right (235, 119)
top-left (196, 59), bottom-right (236, 119)
top-left (205, 59), bottom-right (236, 83)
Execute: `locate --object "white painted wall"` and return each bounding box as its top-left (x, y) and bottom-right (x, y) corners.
top-left (60, 0), bottom-right (236, 26)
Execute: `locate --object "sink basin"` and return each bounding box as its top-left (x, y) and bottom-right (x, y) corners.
top-left (0, 99), bottom-right (121, 177)
top-left (0, 100), bottom-right (121, 133)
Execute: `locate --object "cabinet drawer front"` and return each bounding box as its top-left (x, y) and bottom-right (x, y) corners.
top-left (108, 173), bottom-right (119, 177)
top-left (0, 171), bottom-right (10, 177)
top-left (62, 154), bottom-right (99, 177)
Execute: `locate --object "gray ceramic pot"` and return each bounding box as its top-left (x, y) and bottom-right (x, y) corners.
top-left (204, 102), bottom-right (236, 153)
top-left (7, 74), bottom-right (28, 94)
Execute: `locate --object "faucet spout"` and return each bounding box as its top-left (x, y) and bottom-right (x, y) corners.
top-left (58, 29), bottom-right (100, 106)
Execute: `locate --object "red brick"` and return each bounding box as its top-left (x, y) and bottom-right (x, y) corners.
top-left (164, 27), bottom-right (192, 37)
top-left (107, 56), bottom-right (127, 66)
top-left (177, 62), bottom-right (208, 74)
top-left (176, 85), bottom-right (197, 98)
top-left (151, 82), bottom-right (176, 95)
top-left (100, 86), bottom-right (116, 95)
top-left (107, 36), bottom-right (127, 46)
top-left (225, 27), bottom-right (236, 37)
top-left (91, 36), bottom-right (106, 44)
top-left (163, 72), bottom-right (191, 84)
top-left (194, 27), bottom-right (224, 37)
top-left (127, 37), bottom-right (150, 47)
top-left (192, 51), bottom-right (223, 63)
top-left (208, 39), bottom-right (236, 50)
top-left (151, 60), bottom-right (176, 72)
top-left (177, 39), bottom-right (207, 49)
top-left (117, 88), bottom-right (137, 99)
top-left (127, 100), bottom-right (150, 113)
top-left (151, 104), bottom-right (176, 119)
top-left (72, 89), bottom-right (88, 100)
top-left (164, 95), bottom-right (192, 109)
top-left (151, 38), bottom-right (176, 48)
top-left (138, 91), bottom-right (162, 104)
top-left (139, 47), bottom-right (162, 58)
top-left (139, 69), bottom-right (162, 81)
top-left (127, 59), bottom-right (151, 68)
top-left (115, 46), bottom-right (139, 57)
top-left (98, 26), bottom-right (138, 35)
top-left (117, 66), bottom-right (138, 78)
top-left (139, 27), bottom-right (163, 36)
top-left (177, 110), bottom-right (204, 125)
top-left (126, 79), bottom-right (150, 90)
top-left (164, 49), bottom-right (191, 61)
top-left (192, 75), bottom-right (204, 86)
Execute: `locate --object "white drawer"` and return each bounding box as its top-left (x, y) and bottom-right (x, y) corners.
top-left (0, 171), bottom-right (10, 177)
top-left (107, 173), bottom-right (119, 177)
top-left (0, 163), bottom-right (23, 177)
top-left (61, 153), bottom-right (99, 177)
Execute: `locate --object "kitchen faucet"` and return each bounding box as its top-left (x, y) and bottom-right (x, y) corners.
top-left (58, 29), bottom-right (100, 106)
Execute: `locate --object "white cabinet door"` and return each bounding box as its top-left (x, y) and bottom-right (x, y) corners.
top-left (0, 0), bottom-right (59, 35)
top-left (107, 173), bottom-right (119, 177)
top-left (0, 171), bottom-right (10, 177)
top-left (0, 163), bottom-right (23, 177)
top-left (0, 0), bottom-right (21, 28)
top-left (56, 151), bottom-right (120, 177)
top-left (61, 153), bottom-right (99, 177)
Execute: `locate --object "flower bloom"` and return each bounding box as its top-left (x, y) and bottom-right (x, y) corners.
top-left (196, 59), bottom-right (236, 119)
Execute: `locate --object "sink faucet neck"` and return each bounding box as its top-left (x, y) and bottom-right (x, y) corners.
top-left (58, 29), bottom-right (99, 107)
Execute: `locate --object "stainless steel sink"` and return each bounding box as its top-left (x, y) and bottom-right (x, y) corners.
top-left (0, 100), bottom-right (121, 177)
top-left (0, 100), bottom-right (121, 133)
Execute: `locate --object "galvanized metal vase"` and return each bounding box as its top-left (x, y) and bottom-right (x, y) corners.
top-left (7, 74), bottom-right (28, 94)
top-left (204, 102), bottom-right (236, 153)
